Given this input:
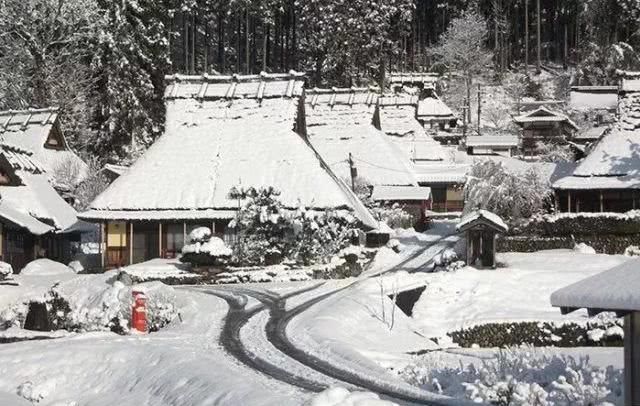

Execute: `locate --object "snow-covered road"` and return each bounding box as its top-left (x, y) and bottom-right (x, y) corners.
top-left (187, 231), bottom-right (469, 406)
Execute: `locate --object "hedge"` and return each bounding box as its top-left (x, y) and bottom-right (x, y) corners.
top-left (498, 234), bottom-right (640, 254)
top-left (447, 321), bottom-right (623, 348)
top-left (515, 211), bottom-right (640, 236)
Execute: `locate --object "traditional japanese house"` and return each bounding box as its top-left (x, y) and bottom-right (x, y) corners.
top-left (0, 108), bottom-right (88, 200)
top-left (388, 71), bottom-right (439, 96)
top-left (376, 95), bottom-right (448, 164)
top-left (414, 164), bottom-right (467, 214)
top-left (370, 185), bottom-right (432, 227)
top-left (514, 107), bottom-right (579, 155)
top-left (0, 144), bottom-right (82, 270)
top-left (551, 258), bottom-right (640, 406)
top-left (553, 71), bottom-right (640, 213)
top-left (465, 135), bottom-right (519, 156)
top-left (416, 90), bottom-right (458, 135)
top-left (80, 73), bottom-right (378, 268)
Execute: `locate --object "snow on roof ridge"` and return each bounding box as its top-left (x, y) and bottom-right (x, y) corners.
top-left (378, 94), bottom-right (419, 106)
top-left (616, 69), bottom-right (640, 79)
top-left (165, 70), bottom-right (306, 83)
top-left (457, 209), bottom-right (509, 232)
top-left (305, 86), bottom-right (381, 95)
top-left (0, 107), bottom-right (59, 117)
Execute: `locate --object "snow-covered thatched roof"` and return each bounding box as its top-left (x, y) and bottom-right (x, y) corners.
top-left (456, 209), bottom-right (508, 233)
top-left (554, 74), bottom-right (640, 190)
top-left (371, 185), bottom-right (431, 201)
top-left (388, 72), bottom-right (439, 87)
top-left (513, 107), bottom-right (579, 130)
top-left (0, 108), bottom-right (87, 180)
top-left (164, 71), bottom-right (306, 100)
top-left (0, 145), bottom-right (79, 234)
top-left (83, 76), bottom-right (377, 228)
top-left (377, 96), bottom-right (447, 162)
top-left (416, 97), bottom-right (455, 119)
top-left (304, 88), bottom-right (417, 186)
top-left (551, 257), bottom-right (640, 315)
top-left (569, 86), bottom-right (618, 111)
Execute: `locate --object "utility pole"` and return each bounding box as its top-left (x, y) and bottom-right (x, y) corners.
top-left (525, 0), bottom-right (529, 72)
top-left (536, 0), bottom-right (541, 74)
top-left (462, 98), bottom-right (468, 137)
top-left (348, 153), bottom-right (357, 192)
top-left (477, 84), bottom-right (482, 136)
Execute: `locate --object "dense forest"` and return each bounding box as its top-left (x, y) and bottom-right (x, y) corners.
top-left (1, 0), bottom-right (640, 163)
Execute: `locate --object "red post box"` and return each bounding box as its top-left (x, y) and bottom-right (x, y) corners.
top-left (131, 290), bottom-right (147, 333)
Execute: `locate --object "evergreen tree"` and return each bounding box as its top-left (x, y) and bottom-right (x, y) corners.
top-left (90, 0), bottom-right (174, 162)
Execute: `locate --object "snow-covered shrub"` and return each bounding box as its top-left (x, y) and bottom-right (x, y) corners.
top-left (20, 259), bottom-right (75, 276)
top-left (573, 242), bottom-right (596, 254)
top-left (46, 276), bottom-right (178, 334)
top-left (448, 315), bottom-right (623, 348)
top-left (537, 141), bottom-right (574, 163)
top-left (229, 187), bottom-right (357, 266)
top-left (464, 160), bottom-right (552, 224)
top-left (432, 248), bottom-right (462, 272)
top-left (624, 245), bottom-right (640, 256)
top-left (68, 260), bottom-right (85, 273)
top-left (180, 227), bottom-right (232, 267)
top-left (0, 261), bottom-right (13, 280)
top-left (401, 346), bottom-right (623, 405)
top-left (372, 203), bottom-right (414, 229)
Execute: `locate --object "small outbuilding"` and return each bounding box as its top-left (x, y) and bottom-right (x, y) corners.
top-left (456, 210), bottom-right (508, 268)
top-left (551, 257), bottom-right (640, 406)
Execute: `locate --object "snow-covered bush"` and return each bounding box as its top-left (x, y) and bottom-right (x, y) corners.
top-left (229, 187), bottom-right (357, 266)
top-left (372, 203), bottom-right (414, 229)
top-left (20, 259), bottom-right (75, 276)
top-left (180, 227), bottom-right (232, 267)
top-left (573, 242), bottom-right (596, 254)
top-left (624, 245), bottom-right (640, 256)
top-left (0, 261), bottom-right (12, 280)
top-left (432, 248), bottom-right (463, 272)
top-left (401, 346), bottom-right (623, 405)
top-left (46, 275), bottom-right (178, 333)
top-left (464, 160), bottom-right (552, 224)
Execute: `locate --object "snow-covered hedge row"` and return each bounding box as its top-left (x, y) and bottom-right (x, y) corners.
top-left (498, 234), bottom-right (640, 255)
top-left (447, 317), bottom-right (623, 348)
top-left (519, 211), bottom-right (640, 236)
top-left (401, 346), bottom-right (623, 405)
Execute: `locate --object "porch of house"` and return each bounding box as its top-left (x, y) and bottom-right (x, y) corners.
top-left (429, 184), bottom-right (464, 213)
top-left (556, 189), bottom-right (640, 213)
top-left (99, 219), bottom-right (233, 269)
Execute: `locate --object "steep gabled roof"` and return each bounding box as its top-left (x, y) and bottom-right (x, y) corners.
top-left (0, 108), bottom-right (87, 180)
top-left (304, 88), bottom-right (418, 186)
top-left (83, 75), bottom-right (378, 228)
top-left (416, 96), bottom-right (455, 119)
top-left (377, 96), bottom-right (447, 162)
top-left (0, 144), bottom-right (78, 232)
top-left (456, 210), bottom-right (508, 233)
top-left (513, 107), bottom-right (579, 130)
top-left (554, 72), bottom-right (640, 190)
top-left (164, 71), bottom-right (306, 100)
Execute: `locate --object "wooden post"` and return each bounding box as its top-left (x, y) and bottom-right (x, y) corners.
top-left (183, 222), bottom-right (187, 246)
top-left (100, 223), bottom-right (105, 270)
top-left (158, 223), bottom-right (163, 258)
top-left (129, 222), bottom-right (134, 265)
top-left (600, 190), bottom-right (604, 213)
top-left (567, 191), bottom-right (572, 213)
top-left (212, 220), bottom-right (216, 235)
top-left (624, 312), bottom-right (640, 406)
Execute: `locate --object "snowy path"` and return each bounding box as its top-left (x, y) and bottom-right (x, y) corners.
top-left (191, 232), bottom-right (470, 406)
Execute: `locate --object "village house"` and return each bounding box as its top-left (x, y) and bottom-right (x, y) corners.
top-left (387, 71), bottom-right (439, 97)
top-left (376, 95), bottom-right (448, 164)
top-left (0, 108), bottom-right (88, 202)
top-left (553, 72), bottom-right (640, 213)
top-left (80, 73), bottom-right (378, 268)
top-left (465, 135), bottom-right (519, 156)
top-left (416, 87), bottom-right (459, 141)
top-left (0, 143), bottom-right (83, 270)
top-left (513, 107), bottom-right (580, 156)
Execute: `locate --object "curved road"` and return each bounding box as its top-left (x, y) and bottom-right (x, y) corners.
top-left (196, 235), bottom-right (462, 405)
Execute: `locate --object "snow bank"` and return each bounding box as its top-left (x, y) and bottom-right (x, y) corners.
top-left (120, 258), bottom-right (201, 284)
top-left (0, 391), bottom-right (31, 406)
top-left (573, 242), bottom-right (596, 254)
top-left (20, 259), bottom-right (74, 276)
top-left (309, 387), bottom-right (398, 406)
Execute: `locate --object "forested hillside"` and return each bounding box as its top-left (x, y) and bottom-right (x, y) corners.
top-left (1, 0), bottom-right (639, 163)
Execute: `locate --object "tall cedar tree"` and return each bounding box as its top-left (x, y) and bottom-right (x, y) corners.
top-left (90, 0), bottom-right (172, 162)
